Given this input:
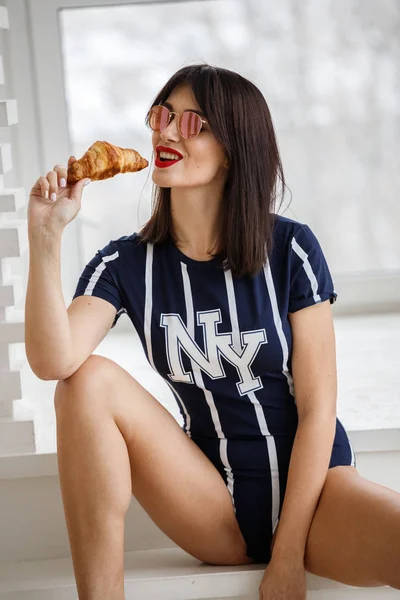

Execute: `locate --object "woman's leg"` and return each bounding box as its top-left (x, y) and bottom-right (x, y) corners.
top-left (54, 354), bottom-right (253, 600)
top-left (304, 465), bottom-right (400, 588)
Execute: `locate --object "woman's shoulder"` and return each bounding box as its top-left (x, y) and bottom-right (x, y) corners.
top-left (111, 231), bottom-right (142, 247)
top-left (273, 213), bottom-right (305, 233)
top-left (95, 232), bottom-right (146, 273)
top-left (106, 231), bottom-right (146, 256)
top-left (272, 213), bottom-right (308, 250)
top-left (272, 213), bottom-right (324, 251)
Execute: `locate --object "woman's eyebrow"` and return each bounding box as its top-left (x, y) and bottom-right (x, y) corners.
top-left (162, 101), bottom-right (205, 117)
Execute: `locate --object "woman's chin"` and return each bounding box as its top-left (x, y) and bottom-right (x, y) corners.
top-left (152, 173), bottom-right (173, 188)
top-left (152, 170), bottom-right (179, 184)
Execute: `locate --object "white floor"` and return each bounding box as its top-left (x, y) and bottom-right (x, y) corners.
top-left (17, 312), bottom-right (400, 455)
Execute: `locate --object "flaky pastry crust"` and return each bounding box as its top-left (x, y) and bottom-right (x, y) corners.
top-left (67, 140), bottom-right (148, 185)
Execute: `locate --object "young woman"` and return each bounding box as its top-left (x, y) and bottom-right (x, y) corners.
top-left (26, 64), bottom-right (400, 600)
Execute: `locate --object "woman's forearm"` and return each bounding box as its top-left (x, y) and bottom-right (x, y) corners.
top-left (25, 228), bottom-right (73, 379)
top-left (270, 413), bottom-right (337, 562)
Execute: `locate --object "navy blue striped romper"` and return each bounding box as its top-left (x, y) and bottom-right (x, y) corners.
top-left (73, 214), bottom-right (356, 564)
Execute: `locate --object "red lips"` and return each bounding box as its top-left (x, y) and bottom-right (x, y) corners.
top-left (156, 145), bottom-right (183, 159)
top-left (155, 145), bottom-right (183, 169)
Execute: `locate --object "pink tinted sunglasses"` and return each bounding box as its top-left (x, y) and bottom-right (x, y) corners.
top-left (147, 104), bottom-right (208, 139)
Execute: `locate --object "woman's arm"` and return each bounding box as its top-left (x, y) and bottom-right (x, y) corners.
top-left (271, 300), bottom-right (338, 561)
top-left (270, 414), bottom-right (336, 561)
top-left (25, 229), bottom-right (116, 380)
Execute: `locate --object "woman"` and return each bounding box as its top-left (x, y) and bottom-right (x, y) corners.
top-left (26, 64), bottom-right (400, 600)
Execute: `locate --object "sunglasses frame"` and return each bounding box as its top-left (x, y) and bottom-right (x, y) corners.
top-left (147, 104), bottom-right (208, 139)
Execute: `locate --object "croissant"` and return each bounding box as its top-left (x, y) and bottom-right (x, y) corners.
top-left (67, 140), bottom-right (148, 185)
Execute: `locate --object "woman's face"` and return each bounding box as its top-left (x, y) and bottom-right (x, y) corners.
top-left (151, 83), bottom-right (229, 190)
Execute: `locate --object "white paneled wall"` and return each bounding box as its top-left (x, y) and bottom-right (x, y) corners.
top-left (0, 4), bottom-right (35, 453)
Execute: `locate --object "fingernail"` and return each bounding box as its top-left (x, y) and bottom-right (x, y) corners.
top-left (60, 178), bottom-right (66, 188)
top-left (44, 190), bottom-right (49, 199)
top-left (84, 179), bottom-right (91, 186)
top-left (51, 192), bottom-right (57, 201)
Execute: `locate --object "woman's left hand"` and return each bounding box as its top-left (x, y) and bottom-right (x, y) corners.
top-left (258, 556), bottom-right (307, 599)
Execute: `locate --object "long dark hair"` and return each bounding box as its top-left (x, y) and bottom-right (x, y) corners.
top-left (139, 63), bottom-right (286, 278)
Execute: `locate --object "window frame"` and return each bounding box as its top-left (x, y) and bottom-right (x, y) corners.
top-left (8, 0), bottom-right (400, 332)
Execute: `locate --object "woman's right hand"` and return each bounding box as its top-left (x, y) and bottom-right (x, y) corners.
top-left (28, 156), bottom-right (91, 235)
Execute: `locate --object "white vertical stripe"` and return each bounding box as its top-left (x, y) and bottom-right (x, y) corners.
top-left (83, 250), bottom-right (119, 296)
top-left (164, 378), bottom-right (193, 438)
top-left (263, 257), bottom-right (295, 399)
top-left (291, 237), bottom-right (321, 304)
top-left (220, 438), bottom-right (235, 504)
top-left (350, 442), bottom-right (356, 467)
top-left (144, 243), bottom-right (155, 367)
top-left (225, 267), bottom-right (280, 534)
top-left (224, 269), bottom-right (241, 352)
top-left (143, 244), bottom-right (192, 438)
top-left (181, 262), bottom-right (236, 510)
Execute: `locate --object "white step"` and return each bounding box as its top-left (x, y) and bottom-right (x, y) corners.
top-left (0, 342), bottom-right (26, 372)
top-left (0, 275), bottom-right (23, 308)
top-left (0, 396), bottom-right (34, 422)
top-left (0, 257), bottom-right (25, 288)
top-left (0, 319), bottom-right (24, 343)
top-left (0, 142), bottom-right (13, 175)
top-left (0, 418), bottom-right (35, 455)
top-left (0, 284), bottom-right (14, 307)
top-left (0, 428), bottom-right (398, 564)
top-left (0, 359), bottom-right (31, 418)
top-left (0, 100), bottom-right (18, 127)
top-left (0, 259), bottom-right (15, 286)
top-left (0, 188), bottom-right (25, 213)
top-left (0, 547), bottom-right (395, 600)
top-left (0, 369), bottom-right (22, 403)
top-left (0, 399), bottom-right (13, 419)
top-left (0, 358), bottom-right (35, 419)
top-left (0, 220), bottom-right (27, 258)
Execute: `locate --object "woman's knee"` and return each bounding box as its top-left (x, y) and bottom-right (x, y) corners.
top-left (54, 354), bottom-right (118, 411)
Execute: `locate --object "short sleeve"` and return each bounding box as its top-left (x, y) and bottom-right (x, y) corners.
top-left (288, 224), bottom-right (338, 313)
top-left (72, 241), bottom-right (127, 328)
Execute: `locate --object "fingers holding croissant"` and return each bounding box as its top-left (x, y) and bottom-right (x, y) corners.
top-left (67, 140), bottom-right (148, 186)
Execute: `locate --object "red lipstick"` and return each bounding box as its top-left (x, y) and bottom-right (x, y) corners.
top-left (155, 145), bottom-right (183, 169)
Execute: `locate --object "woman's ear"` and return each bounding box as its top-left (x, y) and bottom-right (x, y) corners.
top-left (223, 157), bottom-right (230, 169)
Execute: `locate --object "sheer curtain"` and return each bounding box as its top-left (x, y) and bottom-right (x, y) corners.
top-left (58, 0), bottom-right (400, 286)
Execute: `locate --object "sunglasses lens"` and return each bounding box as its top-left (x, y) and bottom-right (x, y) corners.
top-left (149, 105), bottom-right (170, 132)
top-left (180, 111), bottom-right (202, 139)
top-left (148, 106), bottom-right (203, 138)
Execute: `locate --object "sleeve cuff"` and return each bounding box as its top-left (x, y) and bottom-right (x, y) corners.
top-left (288, 291), bottom-right (337, 313)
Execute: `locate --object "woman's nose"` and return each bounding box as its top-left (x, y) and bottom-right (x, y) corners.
top-left (160, 116), bottom-right (180, 142)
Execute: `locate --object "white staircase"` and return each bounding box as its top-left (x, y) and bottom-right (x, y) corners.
top-left (0, 428), bottom-right (398, 599)
top-left (0, 3), bottom-right (35, 456)
top-left (0, 209), bottom-right (36, 454)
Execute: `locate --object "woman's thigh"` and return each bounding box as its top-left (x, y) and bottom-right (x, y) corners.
top-left (56, 354), bottom-right (254, 566)
top-left (304, 465), bottom-right (400, 587)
